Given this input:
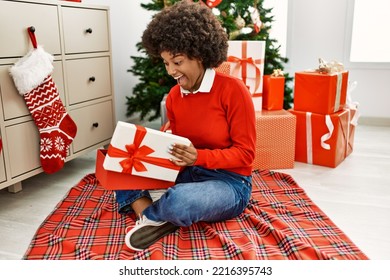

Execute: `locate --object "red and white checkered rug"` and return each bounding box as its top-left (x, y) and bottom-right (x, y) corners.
top-left (23, 170), bottom-right (368, 260)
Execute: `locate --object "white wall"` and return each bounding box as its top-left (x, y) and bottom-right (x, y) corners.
top-left (286, 0), bottom-right (390, 124)
top-left (83, 0), bottom-right (390, 124)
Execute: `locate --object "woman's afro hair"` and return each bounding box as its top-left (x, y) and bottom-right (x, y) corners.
top-left (142, 0), bottom-right (228, 69)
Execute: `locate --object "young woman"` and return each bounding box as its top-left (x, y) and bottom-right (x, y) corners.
top-left (116, 0), bottom-right (256, 251)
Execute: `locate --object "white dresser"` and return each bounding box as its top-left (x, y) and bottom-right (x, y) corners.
top-left (0, 0), bottom-right (116, 192)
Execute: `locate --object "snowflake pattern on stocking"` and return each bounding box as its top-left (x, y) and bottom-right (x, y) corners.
top-left (41, 138), bottom-right (53, 153)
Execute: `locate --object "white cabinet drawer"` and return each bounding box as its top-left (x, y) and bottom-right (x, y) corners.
top-left (66, 56), bottom-right (111, 105)
top-left (62, 7), bottom-right (109, 54)
top-left (0, 62), bottom-right (66, 121)
top-left (5, 121), bottom-right (40, 178)
top-left (70, 100), bottom-right (114, 152)
top-left (0, 2), bottom-right (115, 190)
top-left (0, 1), bottom-right (61, 57)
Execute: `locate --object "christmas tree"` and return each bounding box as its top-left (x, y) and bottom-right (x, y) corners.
top-left (126, 0), bottom-right (293, 121)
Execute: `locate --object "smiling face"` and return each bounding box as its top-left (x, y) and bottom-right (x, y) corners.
top-left (161, 51), bottom-right (205, 93)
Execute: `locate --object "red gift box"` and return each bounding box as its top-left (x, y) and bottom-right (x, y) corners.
top-left (95, 149), bottom-right (174, 190)
top-left (290, 108), bottom-right (355, 168)
top-left (253, 110), bottom-right (296, 170)
top-left (294, 71), bottom-right (349, 114)
top-left (262, 75), bottom-right (285, 110)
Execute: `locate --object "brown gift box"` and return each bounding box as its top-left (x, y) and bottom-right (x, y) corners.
top-left (253, 110), bottom-right (296, 170)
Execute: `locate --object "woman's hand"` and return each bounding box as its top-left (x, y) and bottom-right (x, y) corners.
top-left (169, 143), bottom-right (197, 167)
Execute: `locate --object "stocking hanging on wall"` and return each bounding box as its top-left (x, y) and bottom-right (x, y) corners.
top-left (9, 27), bottom-right (77, 174)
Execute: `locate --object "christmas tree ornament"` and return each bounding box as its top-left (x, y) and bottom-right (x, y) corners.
top-left (9, 27), bottom-right (77, 174)
top-left (229, 30), bottom-right (242, 40)
top-left (158, 78), bottom-right (166, 85)
top-left (250, 7), bottom-right (263, 33)
top-left (206, 0), bottom-right (222, 8)
top-left (235, 15), bottom-right (246, 30)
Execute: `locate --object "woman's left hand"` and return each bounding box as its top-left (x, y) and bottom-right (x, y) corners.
top-left (169, 143), bottom-right (197, 167)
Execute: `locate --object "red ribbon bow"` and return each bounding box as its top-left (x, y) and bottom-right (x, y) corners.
top-left (107, 125), bottom-right (180, 174)
top-left (227, 41), bottom-right (262, 94)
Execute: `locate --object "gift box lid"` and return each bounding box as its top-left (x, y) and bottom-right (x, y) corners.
top-left (103, 121), bottom-right (191, 182)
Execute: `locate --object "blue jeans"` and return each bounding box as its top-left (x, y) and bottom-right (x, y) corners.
top-left (115, 166), bottom-right (252, 227)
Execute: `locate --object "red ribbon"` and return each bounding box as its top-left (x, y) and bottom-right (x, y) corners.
top-left (227, 41), bottom-right (262, 94)
top-left (107, 125), bottom-right (180, 174)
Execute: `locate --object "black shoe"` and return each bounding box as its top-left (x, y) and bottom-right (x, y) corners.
top-left (125, 215), bottom-right (179, 251)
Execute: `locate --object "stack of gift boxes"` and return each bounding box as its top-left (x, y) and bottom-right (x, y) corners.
top-left (225, 40), bottom-right (296, 170)
top-left (225, 42), bottom-right (358, 169)
top-left (290, 60), bottom-right (358, 168)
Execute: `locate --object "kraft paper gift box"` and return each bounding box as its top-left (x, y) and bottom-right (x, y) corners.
top-left (253, 110), bottom-right (296, 170)
top-left (290, 109), bottom-right (354, 168)
top-left (96, 149), bottom-right (174, 190)
top-left (262, 74), bottom-right (285, 110)
top-left (227, 40), bottom-right (265, 111)
top-left (103, 121), bottom-right (191, 183)
top-left (293, 70), bottom-right (349, 115)
top-left (214, 61), bottom-right (230, 75)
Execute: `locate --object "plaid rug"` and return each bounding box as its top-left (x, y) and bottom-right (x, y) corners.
top-left (23, 170), bottom-right (368, 260)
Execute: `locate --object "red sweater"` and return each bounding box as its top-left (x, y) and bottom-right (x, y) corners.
top-left (166, 71), bottom-right (256, 176)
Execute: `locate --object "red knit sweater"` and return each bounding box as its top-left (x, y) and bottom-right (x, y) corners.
top-left (166, 71), bottom-right (256, 176)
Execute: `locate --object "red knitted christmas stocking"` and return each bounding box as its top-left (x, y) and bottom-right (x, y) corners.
top-left (25, 76), bottom-right (77, 173)
top-left (9, 27), bottom-right (77, 174)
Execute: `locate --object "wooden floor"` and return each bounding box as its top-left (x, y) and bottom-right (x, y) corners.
top-left (0, 124), bottom-right (389, 260)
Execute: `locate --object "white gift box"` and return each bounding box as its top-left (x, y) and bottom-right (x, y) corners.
top-left (252, 95), bottom-right (262, 112)
top-left (227, 40), bottom-right (266, 95)
top-left (103, 121), bottom-right (191, 182)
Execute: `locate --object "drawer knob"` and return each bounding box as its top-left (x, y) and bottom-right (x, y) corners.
top-left (92, 122), bottom-right (99, 128)
top-left (89, 76), bottom-right (96, 82)
top-left (86, 28), bottom-right (93, 34)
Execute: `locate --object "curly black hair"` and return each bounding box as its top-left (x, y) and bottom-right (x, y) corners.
top-left (141, 0), bottom-right (228, 69)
